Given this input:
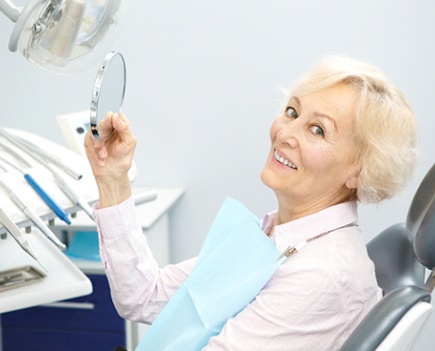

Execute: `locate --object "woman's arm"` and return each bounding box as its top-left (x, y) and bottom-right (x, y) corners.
top-left (84, 113), bottom-right (196, 323)
top-left (84, 112), bottom-right (136, 208)
top-left (94, 197), bottom-right (195, 323)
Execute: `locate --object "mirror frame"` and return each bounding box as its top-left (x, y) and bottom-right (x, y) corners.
top-left (90, 51), bottom-right (126, 139)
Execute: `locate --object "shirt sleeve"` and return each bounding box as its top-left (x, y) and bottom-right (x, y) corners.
top-left (93, 196), bottom-right (196, 324)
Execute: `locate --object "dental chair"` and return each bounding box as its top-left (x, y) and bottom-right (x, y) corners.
top-left (340, 162), bottom-right (435, 351)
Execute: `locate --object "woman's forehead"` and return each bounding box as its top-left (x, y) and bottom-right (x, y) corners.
top-left (289, 84), bottom-right (358, 122)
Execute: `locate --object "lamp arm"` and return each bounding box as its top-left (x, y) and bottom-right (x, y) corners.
top-left (8, 0), bottom-right (46, 52)
top-left (0, 0), bottom-right (21, 22)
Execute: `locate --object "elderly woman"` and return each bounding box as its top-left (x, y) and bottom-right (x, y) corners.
top-left (84, 55), bottom-right (417, 350)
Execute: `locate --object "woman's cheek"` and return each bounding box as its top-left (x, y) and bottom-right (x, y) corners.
top-left (269, 119), bottom-right (281, 141)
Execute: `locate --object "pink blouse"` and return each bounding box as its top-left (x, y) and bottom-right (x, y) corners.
top-left (94, 198), bottom-right (381, 350)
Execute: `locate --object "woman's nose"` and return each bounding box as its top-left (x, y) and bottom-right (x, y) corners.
top-left (276, 120), bottom-right (300, 149)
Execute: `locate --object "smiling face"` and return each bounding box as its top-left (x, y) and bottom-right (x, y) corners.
top-left (261, 83), bottom-right (360, 223)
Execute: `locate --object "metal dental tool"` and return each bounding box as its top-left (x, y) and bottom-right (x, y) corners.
top-left (51, 169), bottom-right (94, 221)
top-left (0, 208), bottom-right (47, 272)
top-left (0, 266), bottom-right (46, 292)
top-left (0, 170), bottom-right (66, 250)
top-left (37, 158), bottom-right (94, 222)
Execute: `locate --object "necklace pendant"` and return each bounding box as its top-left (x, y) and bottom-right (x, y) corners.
top-left (276, 246), bottom-right (297, 262)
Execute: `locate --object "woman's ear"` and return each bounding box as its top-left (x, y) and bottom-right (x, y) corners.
top-left (346, 170), bottom-right (360, 190)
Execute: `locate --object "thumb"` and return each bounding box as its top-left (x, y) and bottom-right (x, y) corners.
top-left (93, 138), bottom-right (108, 166)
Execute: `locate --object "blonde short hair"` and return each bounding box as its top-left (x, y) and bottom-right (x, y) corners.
top-left (291, 55), bottom-right (417, 203)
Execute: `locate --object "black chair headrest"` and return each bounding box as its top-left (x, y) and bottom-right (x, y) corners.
top-left (407, 163), bottom-right (435, 270)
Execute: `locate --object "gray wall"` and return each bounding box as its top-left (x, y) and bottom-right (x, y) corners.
top-left (1, 0), bottom-right (434, 349)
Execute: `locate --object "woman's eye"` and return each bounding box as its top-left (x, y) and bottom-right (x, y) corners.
top-left (285, 106), bottom-right (298, 119)
top-left (310, 125), bottom-right (325, 137)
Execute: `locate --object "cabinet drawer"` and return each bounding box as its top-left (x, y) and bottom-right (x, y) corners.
top-left (2, 327), bottom-right (125, 351)
top-left (1, 274), bottom-right (124, 333)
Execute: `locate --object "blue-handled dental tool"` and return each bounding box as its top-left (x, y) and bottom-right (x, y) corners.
top-left (0, 133), bottom-right (91, 222)
top-left (23, 173), bottom-right (71, 225)
top-left (6, 146), bottom-right (93, 222)
top-left (0, 177), bottom-right (67, 250)
top-left (0, 156), bottom-right (71, 225)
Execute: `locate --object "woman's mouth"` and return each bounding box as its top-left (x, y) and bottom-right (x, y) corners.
top-left (274, 150), bottom-right (297, 169)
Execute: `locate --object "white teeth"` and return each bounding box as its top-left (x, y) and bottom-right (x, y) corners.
top-left (274, 150), bottom-right (297, 169)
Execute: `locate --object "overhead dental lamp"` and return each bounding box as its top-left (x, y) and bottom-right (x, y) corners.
top-left (0, 0), bottom-right (127, 74)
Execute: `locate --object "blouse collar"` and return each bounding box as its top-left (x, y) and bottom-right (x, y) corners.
top-left (262, 201), bottom-right (358, 252)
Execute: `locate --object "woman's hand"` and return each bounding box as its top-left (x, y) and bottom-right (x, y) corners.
top-left (84, 112), bottom-right (137, 207)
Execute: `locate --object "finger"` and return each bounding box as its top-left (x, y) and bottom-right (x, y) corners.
top-left (97, 112), bottom-right (115, 140)
top-left (83, 129), bottom-right (93, 148)
top-left (112, 113), bottom-right (127, 131)
top-left (112, 113), bottom-right (135, 141)
top-left (84, 129), bottom-right (107, 166)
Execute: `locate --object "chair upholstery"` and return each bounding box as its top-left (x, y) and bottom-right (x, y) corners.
top-left (377, 301), bottom-right (432, 351)
top-left (366, 224), bottom-right (425, 294)
top-left (407, 163), bottom-right (435, 270)
top-left (340, 163), bottom-right (435, 351)
top-left (340, 286), bottom-right (431, 351)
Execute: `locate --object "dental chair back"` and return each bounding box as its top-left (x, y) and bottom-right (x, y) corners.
top-left (340, 162), bottom-right (435, 351)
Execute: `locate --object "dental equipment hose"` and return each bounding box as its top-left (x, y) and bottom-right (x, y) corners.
top-left (0, 128), bottom-right (82, 180)
top-left (0, 141), bottom-right (32, 168)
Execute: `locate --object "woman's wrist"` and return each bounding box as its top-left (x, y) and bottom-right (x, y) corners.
top-left (96, 175), bottom-right (132, 208)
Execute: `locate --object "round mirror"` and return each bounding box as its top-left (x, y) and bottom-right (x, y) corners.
top-left (90, 51), bottom-right (126, 140)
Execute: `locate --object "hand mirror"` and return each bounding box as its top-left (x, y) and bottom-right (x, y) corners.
top-left (90, 51), bottom-right (126, 140)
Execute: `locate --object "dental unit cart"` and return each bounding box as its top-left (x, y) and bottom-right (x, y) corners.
top-left (0, 126), bottom-right (184, 350)
top-left (0, 188), bottom-right (184, 351)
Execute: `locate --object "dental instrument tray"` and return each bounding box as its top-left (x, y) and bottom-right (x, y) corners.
top-left (0, 265), bottom-right (46, 292)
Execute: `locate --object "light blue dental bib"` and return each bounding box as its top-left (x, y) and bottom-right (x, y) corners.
top-left (136, 198), bottom-right (282, 351)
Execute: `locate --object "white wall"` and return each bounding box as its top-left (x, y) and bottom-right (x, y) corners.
top-left (1, 0), bottom-right (434, 348)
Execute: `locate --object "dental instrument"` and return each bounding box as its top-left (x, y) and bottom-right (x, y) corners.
top-left (52, 169), bottom-right (94, 221)
top-left (0, 207), bottom-right (47, 272)
top-left (0, 174), bottom-right (66, 250)
top-left (0, 137), bottom-right (93, 220)
top-left (0, 0), bottom-right (128, 74)
top-left (23, 171), bottom-right (71, 225)
top-left (41, 159), bottom-right (94, 222)
top-left (0, 266), bottom-right (46, 292)
top-left (0, 155), bottom-right (71, 225)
